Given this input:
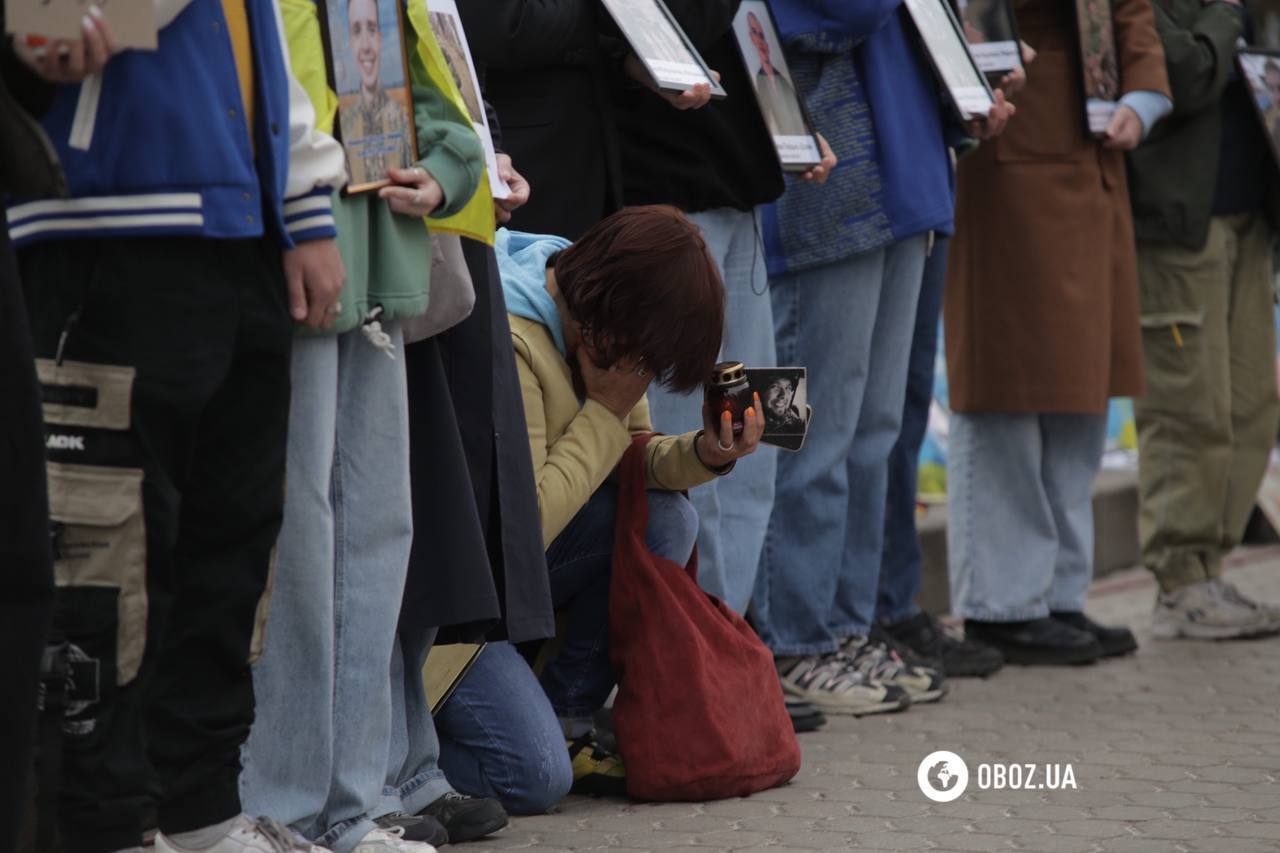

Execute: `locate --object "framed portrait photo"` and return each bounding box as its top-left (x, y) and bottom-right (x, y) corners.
top-left (745, 367), bottom-right (811, 452)
top-left (599, 0), bottom-right (727, 99)
top-left (953, 0), bottom-right (1022, 78)
top-left (1073, 0), bottom-right (1120, 137)
top-left (1238, 49), bottom-right (1280, 170)
top-left (731, 0), bottom-right (821, 171)
top-left (319, 0), bottom-right (419, 193)
top-left (426, 0), bottom-right (512, 200)
top-left (901, 0), bottom-right (995, 121)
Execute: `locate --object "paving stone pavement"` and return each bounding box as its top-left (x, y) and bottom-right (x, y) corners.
top-left (467, 548), bottom-right (1280, 852)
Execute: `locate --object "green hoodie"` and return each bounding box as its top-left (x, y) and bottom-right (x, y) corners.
top-left (283, 0), bottom-right (485, 335)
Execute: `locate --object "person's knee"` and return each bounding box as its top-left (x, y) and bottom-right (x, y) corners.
top-left (650, 491), bottom-right (699, 555)
top-left (500, 748), bottom-right (573, 815)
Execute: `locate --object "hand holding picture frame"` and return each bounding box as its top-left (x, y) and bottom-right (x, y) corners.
top-left (599, 0), bottom-right (726, 99)
top-left (1238, 49), bottom-right (1280, 170)
top-left (425, 0), bottom-right (512, 200)
top-left (1073, 0), bottom-right (1120, 137)
top-left (319, 0), bottom-right (419, 193)
top-left (5, 0), bottom-right (158, 49)
top-left (901, 0), bottom-right (996, 121)
top-left (730, 0), bottom-right (821, 171)
top-left (954, 0), bottom-right (1022, 78)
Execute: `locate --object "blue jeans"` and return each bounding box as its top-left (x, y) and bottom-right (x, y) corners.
top-left (877, 236), bottom-right (949, 625)
top-left (436, 642), bottom-right (573, 815)
top-left (381, 626), bottom-right (454, 818)
top-left (947, 412), bottom-right (1108, 621)
top-left (647, 207), bottom-right (777, 614)
top-left (540, 484), bottom-right (699, 728)
top-left (753, 237), bottom-right (927, 656)
top-left (241, 324), bottom-right (412, 853)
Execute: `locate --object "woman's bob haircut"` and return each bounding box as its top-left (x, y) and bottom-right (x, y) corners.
top-left (551, 205), bottom-right (726, 394)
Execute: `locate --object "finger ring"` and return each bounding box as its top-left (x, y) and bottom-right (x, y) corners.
top-left (717, 438), bottom-right (735, 453)
top-left (635, 367), bottom-right (647, 377)
top-left (326, 303), bottom-right (342, 316)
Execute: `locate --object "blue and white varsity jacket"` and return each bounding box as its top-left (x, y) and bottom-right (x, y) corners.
top-left (5, 0), bottom-right (346, 249)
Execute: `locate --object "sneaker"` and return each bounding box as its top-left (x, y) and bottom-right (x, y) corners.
top-left (156, 816), bottom-right (328, 853)
top-left (843, 635), bottom-right (948, 704)
top-left (374, 813), bottom-right (447, 848)
top-left (775, 650), bottom-right (909, 717)
top-left (1051, 611), bottom-right (1137, 657)
top-left (1214, 579), bottom-right (1280, 631)
top-left (351, 827), bottom-right (435, 853)
top-left (784, 696), bottom-right (827, 733)
top-left (1152, 579), bottom-right (1280, 640)
top-left (882, 611), bottom-right (1004, 678)
top-left (965, 617), bottom-right (1102, 666)
top-left (417, 792), bottom-right (508, 844)
top-left (567, 732), bottom-right (628, 797)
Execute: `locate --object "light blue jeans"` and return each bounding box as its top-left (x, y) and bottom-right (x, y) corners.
top-left (752, 237), bottom-right (927, 656)
top-left (241, 323), bottom-right (413, 853)
top-left (647, 207), bottom-right (777, 614)
top-left (381, 626), bottom-right (454, 818)
top-left (947, 412), bottom-right (1108, 621)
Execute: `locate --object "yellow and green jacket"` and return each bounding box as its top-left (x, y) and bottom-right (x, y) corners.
top-left (282, 0), bottom-right (490, 334)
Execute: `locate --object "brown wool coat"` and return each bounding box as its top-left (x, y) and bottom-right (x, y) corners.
top-left (944, 0), bottom-right (1170, 415)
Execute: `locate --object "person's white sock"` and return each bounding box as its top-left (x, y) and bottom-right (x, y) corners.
top-left (165, 816), bottom-right (242, 850)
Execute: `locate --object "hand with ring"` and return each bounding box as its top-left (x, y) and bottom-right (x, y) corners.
top-left (696, 392), bottom-right (765, 470)
top-left (380, 165), bottom-right (444, 218)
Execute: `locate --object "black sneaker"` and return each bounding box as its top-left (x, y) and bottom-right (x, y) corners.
top-left (965, 617), bottom-right (1102, 666)
top-left (883, 611), bottom-right (1004, 678)
top-left (418, 791), bottom-right (508, 844)
top-left (785, 696), bottom-right (827, 733)
top-left (375, 811), bottom-right (448, 846)
top-left (1051, 611), bottom-right (1137, 658)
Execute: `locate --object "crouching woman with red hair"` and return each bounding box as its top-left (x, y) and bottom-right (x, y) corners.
top-left (432, 206), bottom-right (763, 809)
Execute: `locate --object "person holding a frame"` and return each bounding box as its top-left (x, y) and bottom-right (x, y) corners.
top-left (240, 3), bottom-right (515, 852)
top-left (750, 0), bottom-right (1012, 720)
top-left (943, 0), bottom-right (1171, 666)
top-left (1125, 2), bottom-right (1280, 640)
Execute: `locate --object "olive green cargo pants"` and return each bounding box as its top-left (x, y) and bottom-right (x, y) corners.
top-left (1135, 214), bottom-right (1280, 593)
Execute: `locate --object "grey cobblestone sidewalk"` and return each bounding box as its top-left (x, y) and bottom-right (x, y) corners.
top-left (470, 549), bottom-right (1280, 852)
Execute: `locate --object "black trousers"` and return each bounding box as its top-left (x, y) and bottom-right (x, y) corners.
top-left (20, 237), bottom-right (293, 853)
top-left (0, 224), bottom-right (55, 853)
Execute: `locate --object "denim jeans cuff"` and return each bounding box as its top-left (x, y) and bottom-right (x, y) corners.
top-left (765, 639), bottom-right (844, 658)
top-left (1045, 601), bottom-right (1087, 614)
top-left (396, 769), bottom-right (453, 817)
top-left (957, 605), bottom-right (1049, 622)
top-left (318, 815), bottom-right (377, 853)
top-left (877, 602), bottom-right (922, 627)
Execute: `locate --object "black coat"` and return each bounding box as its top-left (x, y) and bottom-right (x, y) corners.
top-left (400, 239), bottom-right (554, 645)
top-left (459, 0), bottom-right (745, 239)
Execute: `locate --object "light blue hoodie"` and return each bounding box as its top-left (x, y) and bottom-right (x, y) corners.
top-left (496, 228), bottom-right (572, 355)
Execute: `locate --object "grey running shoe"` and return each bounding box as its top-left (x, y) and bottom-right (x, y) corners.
top-left (844, 635), bottom-right (948, 704)
top-left (1212, 579), bottom-right (1280, 632)
top-left (776, 651), bottom-right (909, 717)
top-left (1151, 579), bottom-right (1280, 640)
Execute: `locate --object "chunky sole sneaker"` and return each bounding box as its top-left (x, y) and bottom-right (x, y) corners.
top-left (776, 652), bottom-right (910, 717)
top-left (156, 816), bottom-right (330, 853)
top-left (351, 827), bottom-right (436, 853)
top-left (567, 733), bottom-right (628, 796)
top-left (1151, 579), bottom-right (1280, 640)
top-left (845, 635), bottom-right (948, 704)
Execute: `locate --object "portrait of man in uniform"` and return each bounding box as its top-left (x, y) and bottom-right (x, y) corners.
top-left (326, 0), bottom-right (417, 191)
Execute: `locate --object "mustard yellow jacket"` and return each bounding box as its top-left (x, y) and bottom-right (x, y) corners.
top-left (510, 315), bottom-right (720, 547)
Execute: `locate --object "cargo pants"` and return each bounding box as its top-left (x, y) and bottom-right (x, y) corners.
top-left (1135, 213), bottom-right (1280, 593)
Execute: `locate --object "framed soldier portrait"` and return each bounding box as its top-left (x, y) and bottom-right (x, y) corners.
top-left (320, 0), bottom-right (419, 193)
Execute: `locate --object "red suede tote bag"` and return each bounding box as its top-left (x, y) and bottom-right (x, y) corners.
top-left (609, 435), bottom-right (801, 801)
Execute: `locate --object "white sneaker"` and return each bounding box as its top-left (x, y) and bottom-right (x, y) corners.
top-left (156, 816), bottom-right (328, 853)
top-left (776, 648), bottom-right (910, 716)
top-left (351, 827), bottom-right (437, 853)
top-left (1151, 579), bottom-right (1280, 640)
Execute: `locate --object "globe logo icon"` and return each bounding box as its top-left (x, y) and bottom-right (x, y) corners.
top-left (918, 751), bottom-right (969, 802)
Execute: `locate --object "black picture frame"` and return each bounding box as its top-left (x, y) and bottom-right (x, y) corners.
top-left (901, 0), bottom-right (996, 122)
top-left (317, 0), bottom-right (420, 194)
top-left (599, 0), bottom-right (728, 100)
top-left (952, 0), bottom-right (1022, 79)
top-left (1072, 0), bottom-right (1120, 137)
top-left (1238, 48), bottom-right (1280, 171)
top-left (730, 0), bottom-right (822, 172)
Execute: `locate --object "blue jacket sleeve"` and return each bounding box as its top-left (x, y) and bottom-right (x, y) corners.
top-left (771, 0), bottom-right (903, 54)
